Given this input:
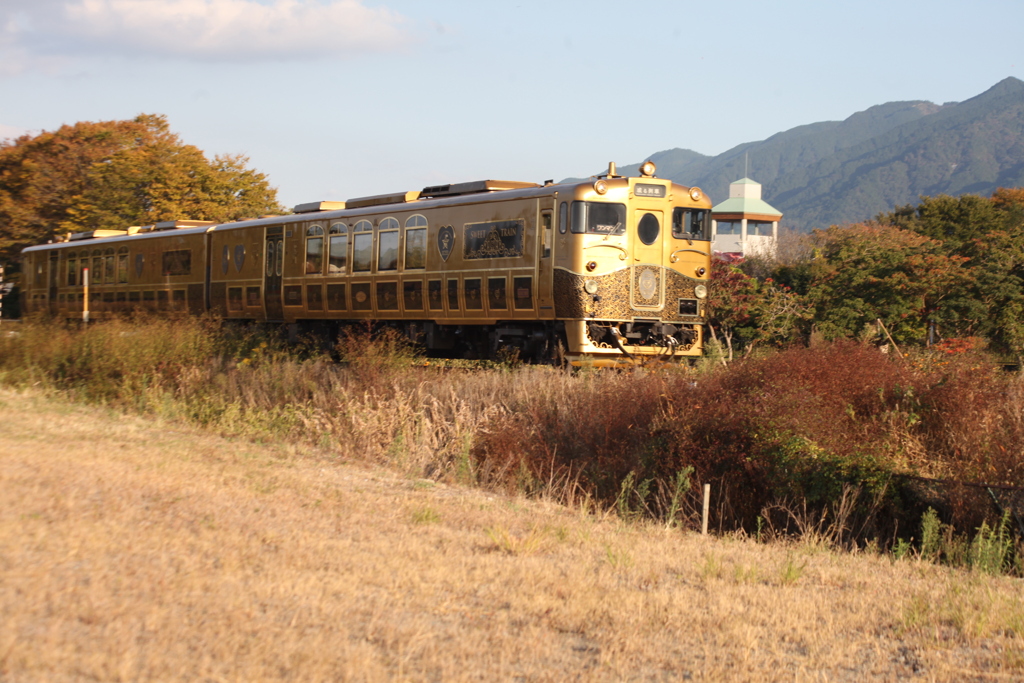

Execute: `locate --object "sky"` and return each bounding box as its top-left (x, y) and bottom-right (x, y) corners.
top-left (1, 0), bottom-right (1022, 210)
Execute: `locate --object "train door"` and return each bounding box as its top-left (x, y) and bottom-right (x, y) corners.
top-left (48, 251), bottom-right (59, 314)
top-left (630, 208), bottom-right (665, 310)
top-left (537, 206), bottom-right (554, 312)
top-left (264, 227), bottom-right (284, 320)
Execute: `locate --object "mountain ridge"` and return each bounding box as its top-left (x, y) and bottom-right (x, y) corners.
top-left (589, 77), bottom-right (1024, 229)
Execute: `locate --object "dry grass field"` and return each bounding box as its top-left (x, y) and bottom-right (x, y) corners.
top-left (2, 386), bottom-right (1023, 682)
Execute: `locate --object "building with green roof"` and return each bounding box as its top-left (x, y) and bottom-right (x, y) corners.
top-left (712, 177), bottom-right (782, 258)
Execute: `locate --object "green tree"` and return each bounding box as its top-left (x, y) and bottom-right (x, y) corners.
top-left (805, 224), bottom-right (969, 345)
top-left (0, 114), bottom-right (284, 268)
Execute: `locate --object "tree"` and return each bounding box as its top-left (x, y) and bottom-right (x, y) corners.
top-left (804, 224), bottom-right (969, 345)
top-left (0, 114), bottom-right (284, 268)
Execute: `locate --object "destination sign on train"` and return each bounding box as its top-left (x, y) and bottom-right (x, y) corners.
top-left (634, 184), bottom-right (666, 198)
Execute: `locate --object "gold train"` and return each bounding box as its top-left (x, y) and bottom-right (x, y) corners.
top-left (21, 161), bottom-right (712, 366)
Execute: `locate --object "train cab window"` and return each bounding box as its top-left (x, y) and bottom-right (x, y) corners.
top-left (378, 217), bottom-right (399, 271)
top-left (637, 213), bottom-right (660, 246)
top-left (67, 252), bottom-right (77, 286)
top-left (117, 247), bottom-right (129, 284)
top-left (353, 220), bottom-right (373, 272)
top-left (328, 223), bottom-right (348, 274)
top-left (672, 208), bottom-right (710, 240)
top-left (570, 202), bottom-right (626, 235)
top-left (558, 202), bottom-right (568, 234)
top-left (305, 225), bottom-right (325, 274)
top-left (404, 215), bottom-right (427, 269)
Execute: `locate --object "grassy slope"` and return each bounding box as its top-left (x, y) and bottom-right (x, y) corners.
top-left (1, 387), bottom-right (1022, 682)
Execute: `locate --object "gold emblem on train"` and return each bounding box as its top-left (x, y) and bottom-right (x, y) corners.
top-left (638, 269), bottom-right (657, 300)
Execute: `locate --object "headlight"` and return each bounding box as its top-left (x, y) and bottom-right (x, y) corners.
top-left (593, 179), bottom-right (608, 195)
top-left (584, 279), bottom-right (599, 295)
top-left (689, 187), bottom-right (703, 201)
top-left (640, 161), bottom-right (656, 177)
top-left (694, 284), bottom-right (708, 299)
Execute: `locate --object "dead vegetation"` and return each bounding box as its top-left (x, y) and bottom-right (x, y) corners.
top-left (2, 387), bottom-right (1023, 681)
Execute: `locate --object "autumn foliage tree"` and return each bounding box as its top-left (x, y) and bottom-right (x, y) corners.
top-left (0, 114), bottom-right (284, 267)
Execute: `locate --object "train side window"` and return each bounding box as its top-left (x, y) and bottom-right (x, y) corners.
top-left (353, 220), bottom-right (372, 272)
top-left (92, 250), bottom-right (103, 284)
top-left (541, 212), bottom-right (552, 258)
top-left (117, 247), bottom-right (129, 284)
top-left (464, 278), bottom-right (482, 310)
top-left (488, 277), bottom-right (507, 310)
top-left (558, 202), bottom-right (568, 234)
top-left (513, 276), bottom-right (533, 309)
top-left (67, 252), bottom-right (77, 286)
top-left (404, 215), bottom-right (427, 269)
top-left (378, 217), bottom-right (399, 271)
top-left (162, 249), bottom-right (192, 276)
top-left (305, 225), bottom-right (325, 274)
top-left (104, 248), bottom-right (115, 283)
top-left (428, 279), bottom-right (443, 311)
top-left (328, 223), bottom-right (348, 274)
top-left (446, 278), bottom-right (459, 310)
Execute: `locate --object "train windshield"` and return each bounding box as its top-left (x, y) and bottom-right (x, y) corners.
top-left (570, 201), bottom-right (626, 235)
top-left (672, 208), bottom-right (710, 240)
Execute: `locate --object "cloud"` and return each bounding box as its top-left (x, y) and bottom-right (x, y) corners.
top-left (1, 0), bottom-right (413, 71)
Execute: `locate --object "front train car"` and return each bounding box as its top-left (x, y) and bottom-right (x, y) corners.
top-left (555, 162), bottom-right (711, 366)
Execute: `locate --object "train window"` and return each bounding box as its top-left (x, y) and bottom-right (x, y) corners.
top-left (513, 276), bottom-right (533, 309)
top-left (378, 218), bottom-right (399, 271)
top-left (307, 284), bottom-right (323, 310)
top-left (129, 291), bottom-right (140, 303)
top-left (447, 279), bottom-right (459, 310)
top-left (404, 227), bottom-right (426, 269)
top-left (571, 202), bottom-right (626, 235)
top-left (92, 250), bottom-right (102, 284)
top-left (637, 213), bottom-right (660, 246)
top-left (352, 282), bottom-right (372, 310)
top-left (266, 242), bottom-right (276, 276)
top-left (326, 283), bottom-right (347, 311)
top-left (221, 245), bottom-right (231, 275)
top-left (716, 220), bottom-right (741, 235)
top-left (284, 285), bottom-right (302, 306)
top-left (353, 220), bottom-right (373, 272)
top-left (234, 245), bottom-right (245, 272)
top-left (377, 282), bottom-right (399, 310)
top-left (104, 248), bottom-right (115, 283)
top-left (172, 289), bottom-right (186, 309)
top-left (403, 280), bottom-right (423, 310)
top-left (464, 278), bottom-right (482, 310)
top-left (406, 215), bottom-right (427, 228)
top-left (428, 280), bottom-right (443, 311)
top-left (246, 286), bottom-right (261, 307)
top-left (117, 247), bottom-right (129, 284)
top-left (328, 223), bottom-right (348, 274)
top-left (541, 212), bottom-right (552, 258)
top-left (672, 208), bottom-right (710, 240)
top-left (162, 249), bottom-right (192, 276)
top-left (558, 202), bottom-right (568, 234)
top-left (228, 287), bottom-right (244, 311)
top-left (275, 240), bottom-right (283, 277)
top-left (306, 225), bottom-right (324, 274)
top-left (488, 277), bottom-right (507, 310)
top-left (67, 253), bottom-right (77, 286)
top-left (157, 290), bottom-right (168, 308)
